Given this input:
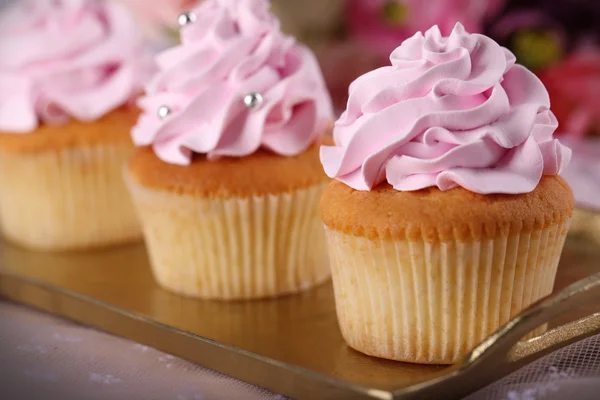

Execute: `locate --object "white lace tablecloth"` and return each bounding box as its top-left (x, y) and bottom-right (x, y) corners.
top-left (1, 301), bottom-right (599, 400)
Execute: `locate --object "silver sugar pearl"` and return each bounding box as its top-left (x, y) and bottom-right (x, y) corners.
top-left (157, 105), bottom-right (171, 119)
top-left (243, 92), bottom-right (263, 110)
top-left (178, 11), bottom-right (196, 27)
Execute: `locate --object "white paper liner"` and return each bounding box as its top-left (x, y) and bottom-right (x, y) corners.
top-left (325, 219), bottom-right (571, 364)
top-left (126, 176), bottom-right (330, 300)
top-left (0, 143), bottom-right (141, 250)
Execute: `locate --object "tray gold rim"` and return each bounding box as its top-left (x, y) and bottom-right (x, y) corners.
top-left (2, 264), bottom-right (599, 400)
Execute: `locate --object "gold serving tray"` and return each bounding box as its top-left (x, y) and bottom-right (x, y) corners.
top-left (1, 233), bottom-right (599, 400)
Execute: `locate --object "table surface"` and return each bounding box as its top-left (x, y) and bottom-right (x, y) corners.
top-left (0, 301), bottom-right (286, 400)
top-left (2, 301), bottom-right (600, 400)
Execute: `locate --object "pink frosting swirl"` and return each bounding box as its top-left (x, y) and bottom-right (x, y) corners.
top-left (132, 0), bottom-right (333, 165)
top-left (0, 0), bottom-right (152, 133)
top-left (321, 23), bottom-right (571, 194)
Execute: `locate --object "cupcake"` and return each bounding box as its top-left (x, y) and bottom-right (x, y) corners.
top-left (126, 0), bottom-right (334, 300)
top-left (320, 23), bottom-right (573, 364)
top-left (0, 0), bottom-right (152, 251)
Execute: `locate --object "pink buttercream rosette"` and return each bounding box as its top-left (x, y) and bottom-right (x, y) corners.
top-left (132, 0), bottom-right (333, 165)
top-left (321, 23), bottom-right (571, 194)
top-left (0, 0), bottom-right (152, 133)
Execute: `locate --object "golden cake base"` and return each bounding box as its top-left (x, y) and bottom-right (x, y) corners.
top-left (0, 227), bottom-right (599, 400)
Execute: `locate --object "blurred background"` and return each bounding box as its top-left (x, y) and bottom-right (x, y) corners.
top-left (111, 0), bottom-right (600, 139)
top-left (0, 0), bottom-right (598, 137)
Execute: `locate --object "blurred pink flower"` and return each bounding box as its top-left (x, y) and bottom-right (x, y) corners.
top-left (538, 50), bottom-right (600, 138)
top-left (117, 0), bottom-right (201, 40)
top-left (345, 0), bottom-right (504, 56)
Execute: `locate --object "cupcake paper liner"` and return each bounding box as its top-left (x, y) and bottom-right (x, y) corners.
top-left (126, 176), bottom-right (330, 300)
top-left (325, 219), bottom-right (570, 364)
top-left (0, 143), bottom-right (141, 251)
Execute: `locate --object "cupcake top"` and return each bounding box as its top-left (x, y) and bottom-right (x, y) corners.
top-left (132, 0), bottom-right (333, 165)
top-left (0, 0), bottom-right (152, 133)
top-left (321, 23), bottom-right (571, 194)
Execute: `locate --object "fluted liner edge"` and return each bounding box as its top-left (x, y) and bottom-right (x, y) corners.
top-left (325, 219), bottom-right (570, 364)
top-left (126, 176), bottom-right (330, 300)
top-left (0, 143), bottom-right (141, 250)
